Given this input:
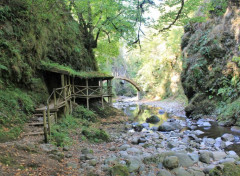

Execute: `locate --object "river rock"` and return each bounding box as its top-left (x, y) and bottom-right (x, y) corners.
top-left (199, 151), bottom-right (212, 164)
top-left (221, 133), bottom-right (235, 142)
top-left (174, 153), bottom-right (195, 167)
top-left (132, 137), bottom-right (139, 145)
top-left (212, 151), bottom-right (227, 161)
top-left (127, 156), bottom-right (142, 172)
top-left (202, 122), bottom-right (211, 127)
top-left (139, 137), bottom-right (147, 143)
top-left (188, 153), bottom-right (199, 163)
top-left (151, 126), bottom-right (158, 131)
top-left (134, 124), bottom-right (144, 132)
top-left (119, 151), bottom-right (128, 157)
top-left (163, 156), bottom-right (179, 169)
top-left (127, 147), bottom-right (142, 154)
top-left (141, 123), bottom-right (149, 128)
top-left (204, 138), bottom-right (215, 146)
top-left (159, 110), bottom-right (165, 115)
top-left (81, 148), bottom-right (92, 155)
top-left (227, 151), bottom-right (239, 159)
top-left (203, 165), bottom-right (216, 174)
top-left (157, 169), bottom-right (172, 176)
top-left (146, 115), bottom-right (160, 124)
top-left (119, 144), bottom-right (131, 151)
top-left (214, 137), bottom-right (226, 149)
top-left (158, 121), bottom-right (182, 132)
top-left (231, 126), bottom-right (240, 133)
top-left (172, 167), bottom-right (192, 176)
top-left (194, 130), bottom-right (204, 135)
top-left (40, 144), bottom-right (57, 153)
top-left (218, 157), bottom-right (235, 164)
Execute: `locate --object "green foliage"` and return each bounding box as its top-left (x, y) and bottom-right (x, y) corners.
top-left (51, 115), bottom-right (79, 146)
top-left (209, 163), bottom-right (240, 176)
top-left (72, 105), bottom-right (97, 122)
top-left (82, 127), bottom-right (110, 143)
top-left (0, 88), bottom-right (44, 141)
top-left (216, 98), bottom-right (240, 122)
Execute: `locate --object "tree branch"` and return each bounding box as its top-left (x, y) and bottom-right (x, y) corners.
top-left (159, 0), bottom-right (184, 32)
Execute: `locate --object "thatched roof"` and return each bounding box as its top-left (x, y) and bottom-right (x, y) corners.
top-left (40, 61), bottom-right (113, 79)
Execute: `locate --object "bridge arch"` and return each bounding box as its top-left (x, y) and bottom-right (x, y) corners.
top-left (114, 76), bottom-right (143, 100)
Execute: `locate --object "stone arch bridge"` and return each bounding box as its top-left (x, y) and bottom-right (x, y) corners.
top-left (114, 76), bottom-right (143, 100)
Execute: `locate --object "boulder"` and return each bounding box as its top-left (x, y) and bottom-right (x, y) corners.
top-left (174, 153), bottom-right (194, 167)
top-left (199, 151), bottom-right (212, 164)
top-left (212, 151), bottom-right (227, 161)
top-left (141, 123), bottom-right (149, 128)
top-left (159, 110), bottom-right (165, 115)
top-left (163, 156), bottom-right (179, 169)
top-left (158, 121), bottom-right (182, 132)
top-left (119, 144), bottom-right (131, 151)
top-left (146, 115), bottom-right (160, 124)
top-left (221, 133), bottom-right (235, 142)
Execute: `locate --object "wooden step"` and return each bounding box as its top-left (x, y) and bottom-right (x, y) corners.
top-left (23, 132), bottom-right (44, 136)
top-left (28, 122), bottom-right (44, 126)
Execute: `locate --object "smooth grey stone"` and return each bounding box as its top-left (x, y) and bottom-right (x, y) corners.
top-left (119, 144), bottom-right (131, 151)
top-left (127, 147), bottom-right (142, 154)
top-left (172, 167), bottom-right (192, 176)
top-left (188, 153), bottom-right (199, 163)
top-left (174, 153), bottom-right (195, 167)
top-left (119, 151), bottom-right (128, 157)
top-left (163, 156), bottom-right (179, 169)
top-left (212, 151), bottom-right (227, 161)
top-left (199, 151), bottom-right (212, 164)
top-left (218, 158), bottom-right (235, 164)
top-left (157, 169), bottom-right (172, 176)
top-left (142, 123), bottom-right (150, 128)
top-left (81, 148), bottom-right (92, 155)
top-left (221, 133), bottom-right (235, 142)
top-left (40, 144), bottom-right (58, 153)
top-left (132, 137), bottom-right (139, 145)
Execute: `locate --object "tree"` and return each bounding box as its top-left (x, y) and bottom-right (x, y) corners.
top-left (67, 0), bottom-right (154, 57)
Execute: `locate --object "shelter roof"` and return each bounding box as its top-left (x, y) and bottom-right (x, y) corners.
top-left (40, 61), bottom-right (113, 79)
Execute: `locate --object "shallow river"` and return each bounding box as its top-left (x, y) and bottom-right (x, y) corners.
top-left (114, 102), bottom-right (240, 155)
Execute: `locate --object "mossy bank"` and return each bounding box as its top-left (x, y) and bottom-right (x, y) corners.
top-left (0, 0), bottom-right (97, 141)
top-left (181, 0), bottom-right (240, 125)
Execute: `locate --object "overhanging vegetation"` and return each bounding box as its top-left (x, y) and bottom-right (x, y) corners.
top-left (40, 61), bottom-right (113, 79)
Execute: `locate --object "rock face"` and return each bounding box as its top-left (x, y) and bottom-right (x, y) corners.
top-left (181, 3), bottom-right (240, 123)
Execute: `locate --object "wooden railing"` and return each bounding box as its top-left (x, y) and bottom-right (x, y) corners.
top-left (42, 84), bottom-right (112, 143)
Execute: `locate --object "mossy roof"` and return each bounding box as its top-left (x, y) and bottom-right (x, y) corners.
top-left (40, 61), bottom-right (113, 79)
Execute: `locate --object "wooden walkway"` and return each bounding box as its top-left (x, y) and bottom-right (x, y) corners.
top-left (32, 78), bottom-right (113, 143)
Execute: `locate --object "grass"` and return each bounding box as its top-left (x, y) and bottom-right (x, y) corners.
top-left (41, 61), bottom-right (112, 79)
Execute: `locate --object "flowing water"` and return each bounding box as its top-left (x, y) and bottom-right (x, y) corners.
top-left (114, 101), bottom-right (240, 155)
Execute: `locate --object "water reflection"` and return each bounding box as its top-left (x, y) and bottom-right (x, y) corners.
top-left (117, 103), bottom-right (169, 127)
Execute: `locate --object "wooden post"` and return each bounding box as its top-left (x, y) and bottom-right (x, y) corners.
top-left (43, 110), bottom-right (48, 143)
top-left (53, 89), bottom-right (57, 107)
top-left (108, 79), bottom-right (113, 106)
top-left (100, 79), bottom-right (104, 108)
top-left (61, 74), bottom-right (65, 87)
top-left (47, 104), bottom-right (51, 136)
top-left (73, 77), bottom-right (76, 103)
top-left (86, 79), bottom-right (89, 109)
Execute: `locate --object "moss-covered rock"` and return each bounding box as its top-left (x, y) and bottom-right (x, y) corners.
top-left (109, 164), bottom-right (130, 176)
